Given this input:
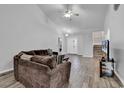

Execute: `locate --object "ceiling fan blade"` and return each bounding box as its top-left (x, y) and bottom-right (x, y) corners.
top-left (74, 13), bottom-right (79, 16)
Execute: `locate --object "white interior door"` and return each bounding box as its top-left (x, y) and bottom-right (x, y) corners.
top-left (67, 37), bottom-right (78, 54)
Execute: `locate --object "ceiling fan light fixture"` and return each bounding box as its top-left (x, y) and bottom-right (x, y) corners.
top-left (65, 33), bottom-right (69, 37)
top-left (64, 10), bottom-right (73, 18)
top-left (63, 5), bottom-right (79, 21)
top-left (64, 13), bottom-right (71, 18)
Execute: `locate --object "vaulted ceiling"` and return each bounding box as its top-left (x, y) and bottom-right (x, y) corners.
top-left (37, 4), bottom-right (109, 34)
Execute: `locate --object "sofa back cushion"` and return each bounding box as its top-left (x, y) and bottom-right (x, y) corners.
top-left (24, 51), bottom-right (35, 55)
top-left (34, 50), bottom-right (49, 55)
top-left (31, 55), bottom-right (56, 69)
top-left (23, 50), bottom-right (49, 56)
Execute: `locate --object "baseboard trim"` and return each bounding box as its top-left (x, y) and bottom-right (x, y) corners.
top-left (114, 71), bottom-right (124, 87)
top-left (0, 68), bottom-right (13, 76)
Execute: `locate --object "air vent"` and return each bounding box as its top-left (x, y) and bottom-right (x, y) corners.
top-left (114, 4), bottom-right (120, 11)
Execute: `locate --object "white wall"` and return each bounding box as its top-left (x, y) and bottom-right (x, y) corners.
top-left (66, 34), bottom-right (83, 55)
top-left (82, 32), bottom-right (93, 57)
top-left (66, 32), bottom-right (93, 57)
top-left (59, 33), bottom-right (67, 54)
top-left (92, 31), bottom-right (105, 45)
top-left (77, 35), bottom-right (83, 55)
top-left (105, 4), bottom-right (124, 83)
top-left (0, 5), bottom-right (59, 72)
top-left (67, 36), bottom-right (78, 54)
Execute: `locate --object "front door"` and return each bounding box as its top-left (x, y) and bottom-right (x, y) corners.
top-left (67, 37), bottom-right (78, 54)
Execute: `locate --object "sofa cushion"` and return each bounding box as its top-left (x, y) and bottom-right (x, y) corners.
top-left (31, 55), bottom-right (56, 69)
top-left (20, 53), bottom-right (33, 61)
top-left (50, 61), bottom-right (71, 87)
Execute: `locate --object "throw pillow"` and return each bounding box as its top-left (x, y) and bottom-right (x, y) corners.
top-left (31, 55), bottom-right (56, 69)
top-left (47, 49), bottom-right (53, 56)
top-left (20, 53), bottom-right (33, 61)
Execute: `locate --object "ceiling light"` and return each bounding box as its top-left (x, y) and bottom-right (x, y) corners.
top-left (64, 10), bottom-right (73, 18)
top-left (63, 5), bottom-right (79, 21)
top-left (64, 13), bottom-right (71, 18)
top-left (65, 33), bottom-right (69, 37)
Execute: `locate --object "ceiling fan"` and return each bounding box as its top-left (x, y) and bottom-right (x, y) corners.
top-left (63, 4), bottom-right (79, 21)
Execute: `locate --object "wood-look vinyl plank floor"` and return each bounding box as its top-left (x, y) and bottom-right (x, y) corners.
top-left (0, 54), bottom-right (122, 88)
top-left (68, 55), bottom-right (122, 88)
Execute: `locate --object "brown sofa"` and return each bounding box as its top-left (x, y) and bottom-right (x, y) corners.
top-left (14, 49), bottom-right (71, 88)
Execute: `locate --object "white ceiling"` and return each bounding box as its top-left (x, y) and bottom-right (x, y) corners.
top-left (37, 4), bottom-right (108, 34)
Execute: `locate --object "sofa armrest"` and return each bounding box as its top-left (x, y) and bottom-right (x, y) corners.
top-left (50, 61), bottom-right (71, 88)
top-left (17, 59), bottom-right (51, 87)
top-left (14, 51), bottom-right (24, 80)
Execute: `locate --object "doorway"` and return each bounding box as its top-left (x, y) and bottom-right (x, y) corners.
top-left (67, 37), bottom-right (78, 54)
top-left (92, 31), bottom-right (105, 58)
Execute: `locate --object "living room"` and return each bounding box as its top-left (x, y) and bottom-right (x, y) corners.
top-left (0, 0), bottom-right (124, 90)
